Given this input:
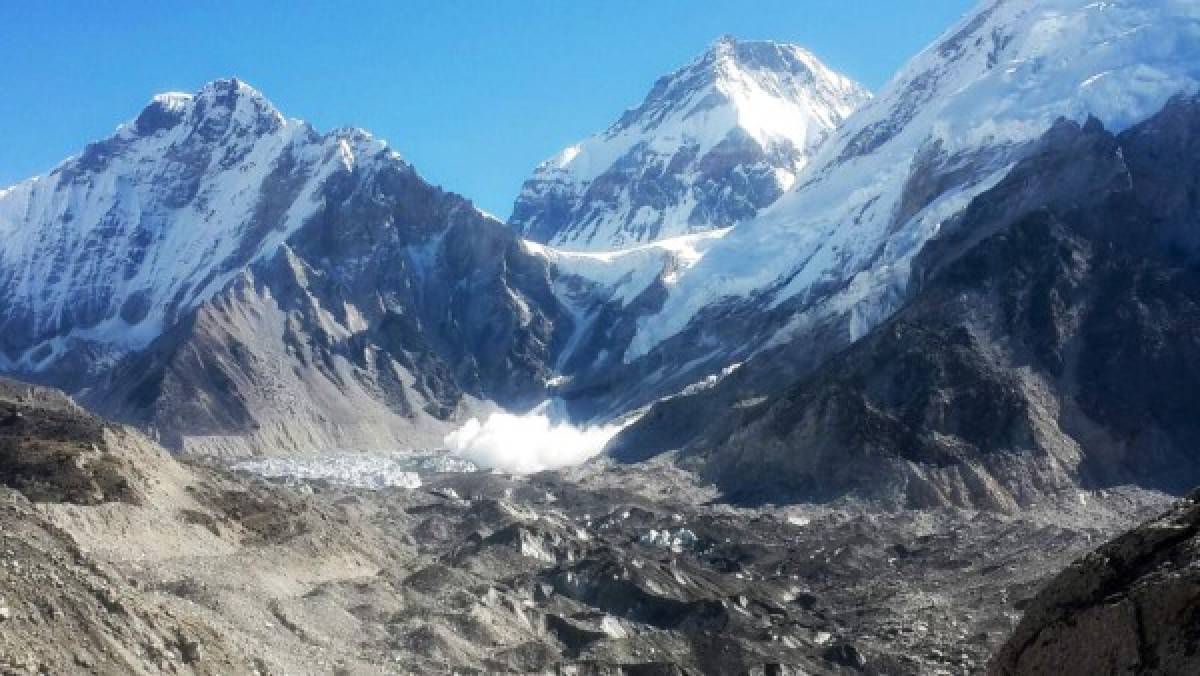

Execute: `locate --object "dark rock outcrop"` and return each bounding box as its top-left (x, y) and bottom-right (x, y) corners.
top-left (0, 378), bottom-right (142, 505)
top-left (991, 490), bottom-right (1200, 674)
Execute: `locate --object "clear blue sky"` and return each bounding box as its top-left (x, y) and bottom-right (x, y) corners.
top-left (0, 1), bottom-right (976, 218)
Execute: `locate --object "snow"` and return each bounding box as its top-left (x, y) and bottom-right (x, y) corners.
top-left (524, 227), bottom-right (731, 311)
top-left (673, 361), bottom-right (743, 398)
top-left (512, 37), bottom-right (870, 250)
top-left (600, 615), bottom-right (627, 639)
top-left (573, 38), bottom-right (864, 184)
top-left (0, 79), bottom-right (403, 373)
top-left (4, 0), bottom-right (1199, 444)
top-left (617, 0), bottom-right (1200, 362)
top-left (151, 91), bottom-right (193, 112)
top-left (639, 527), bottom-right (699, 552)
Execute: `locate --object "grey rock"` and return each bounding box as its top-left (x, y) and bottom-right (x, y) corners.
top-left (822, 643), bottom-right (866, 669)
top-left (179, 637), bottom-right (202, 664)
top-left (0, 81), bottom-right (574, 457)
top-left (991, 490), bottom-right (1200, 675)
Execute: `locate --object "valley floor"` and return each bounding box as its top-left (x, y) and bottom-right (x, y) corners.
top-left (0, 389), bottom-right (1170, 675)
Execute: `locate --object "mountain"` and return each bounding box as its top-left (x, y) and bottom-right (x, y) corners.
top-left (553, 0), bottom-right (1200, 423)
top-left (614, 96), bottom-right (1200, 509)
top-left (509, 36), bottom-right (870, 250)
top-left (3, 0), bottom-right (1200, 467)
top-left (0, 78), bottom-right (391, 384)
top-left (0, 79), bottom-right (573, 456)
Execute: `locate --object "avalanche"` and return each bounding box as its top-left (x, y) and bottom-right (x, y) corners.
top-left (444, 406), bottom-right (626, 475)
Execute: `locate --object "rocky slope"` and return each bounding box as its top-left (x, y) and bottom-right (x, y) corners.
top-left (613, 95), bottom-right (1200, 510)
top-left (0, 378), bottom-right (1172, 674)
top-left (0, 80), bottom-right (573, 456)
top-left (991, 490), bottom-right (1200, 674)
top-left (510, 36), bottom-right (869, 250)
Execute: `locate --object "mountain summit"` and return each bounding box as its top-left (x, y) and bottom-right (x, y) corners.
top-left (509, 37), bottom-right (870, 250)
top-left (0, 77), bottom-right (395, 382)
top-left (0, 78), bottom-right (572, 455)
top-left (607, 0), bottom-right (1200, 367)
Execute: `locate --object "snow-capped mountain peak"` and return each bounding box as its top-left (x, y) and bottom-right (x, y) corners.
top-left (0, 78), bottom-right (398, 377)
top-left (125, 78), bottom-right (284, 141)
top-left (0, 74), bottom-right (583, 458)
top-left (607, 36), bottom-right (860, 154)
top-left (510, 37), bottom-right (870, 250)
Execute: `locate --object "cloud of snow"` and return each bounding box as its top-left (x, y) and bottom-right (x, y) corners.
top-left (444, 410), bottom-right (622, 474)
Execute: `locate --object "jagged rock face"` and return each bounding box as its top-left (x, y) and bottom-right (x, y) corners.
top-left (991, 491), bottom-right (1200, 675)
top-left (512, 0), bottom-right (1200, 431)
top-left (614, 98), bottom-right (1200, 509)
top-left (88, 191), bottom-right (571, 456)
top-left (509, 37), bottom-right (869, 250)
top-left (0, 80), bottom-right (572, 455)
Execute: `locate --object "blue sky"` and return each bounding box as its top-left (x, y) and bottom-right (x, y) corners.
top-left (0, 1), bottom-right (976, 218)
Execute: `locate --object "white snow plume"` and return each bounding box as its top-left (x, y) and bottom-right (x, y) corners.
top-left (444, 404), bottom-right (623, 474)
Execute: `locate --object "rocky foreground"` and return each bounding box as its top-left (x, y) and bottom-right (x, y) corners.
top-left (992, 489), bottom-right (1200, 675)
top-left (0, 378), bottom-right (1180, 675)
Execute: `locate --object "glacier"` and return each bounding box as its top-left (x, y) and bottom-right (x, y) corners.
top-left (2, 0), bottom-right (1200, 463)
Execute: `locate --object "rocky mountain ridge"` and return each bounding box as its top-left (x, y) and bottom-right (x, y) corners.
top-left (991, 488), bottom-right (1200, 674)
top-left (562, 0), bottom-right (1200, 410)
top-left (1, 1), bottom-right (1199, 484)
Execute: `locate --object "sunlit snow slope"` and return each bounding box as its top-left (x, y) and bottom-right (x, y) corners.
top-left (510, 36), bottom-right (870, 250)
top-left (0, 78), bottom-right (573, 457)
